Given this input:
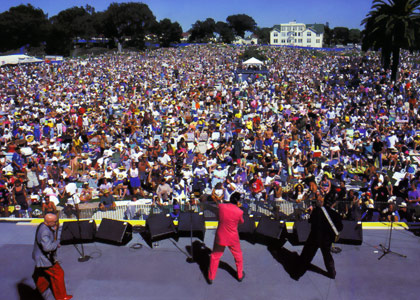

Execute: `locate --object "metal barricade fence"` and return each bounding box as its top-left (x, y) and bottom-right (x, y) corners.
top-left (50, 200), bottom-right (369, 221)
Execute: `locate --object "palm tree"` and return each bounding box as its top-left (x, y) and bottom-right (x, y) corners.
top-left (361, 0), bottom-right (420, 81)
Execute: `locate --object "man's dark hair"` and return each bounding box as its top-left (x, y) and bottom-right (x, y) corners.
top-left (229, 192), bottom-right (241, 204)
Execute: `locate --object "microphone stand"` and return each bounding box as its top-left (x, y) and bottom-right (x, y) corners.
top-left (75, 204), bottom-right (91, 262)
top-left (378, 213), bottom-right (406, 260)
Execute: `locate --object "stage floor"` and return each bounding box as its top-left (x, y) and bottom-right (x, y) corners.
top-left (1, 222), bottom-right (419, 300)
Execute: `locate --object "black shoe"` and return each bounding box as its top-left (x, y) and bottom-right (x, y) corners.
top-left (206, 277), bottom-right (213, 285)
top-left (238, 271), bottom-right (246, 282)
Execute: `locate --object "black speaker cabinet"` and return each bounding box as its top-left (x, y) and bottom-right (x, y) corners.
top-left (238, 214), bottom-right (257, 242)
top-left (146, 213), bottom-right (176, 241)
top-left (177, 212), bottom-right (206, 241)
top-left (96, 218), bottom-right (132, 245)
top-left (254, 216), bottom-right (287, 246)
top-left (291, 220), bottom-right (311, 245)
top-left (337, 220), bottom-right (363, 245)
top-left (60, 220), bottom-right (96, 245)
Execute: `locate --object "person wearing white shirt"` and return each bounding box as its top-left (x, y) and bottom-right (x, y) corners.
top-left (43, 179), bottom-right (60, 206)
top-left (212, 165), bottom-right (227, 186)
top-left (387, 131), bottom-right (398, 149)
top-left (157, 152), bottom-right (171, 166)
top-left (64, 179), bottom-right (80, 218)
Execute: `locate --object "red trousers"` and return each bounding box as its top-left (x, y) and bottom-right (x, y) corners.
top-left (33, 262), bottom-right (68, 300)
top-left (208, 242), bottom-right (243, 281)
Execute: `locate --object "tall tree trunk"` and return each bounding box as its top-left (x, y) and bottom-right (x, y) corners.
top-left (391, 47), bottom-right (400, 82)
top-left (381, 47), bottom-right (391, 70)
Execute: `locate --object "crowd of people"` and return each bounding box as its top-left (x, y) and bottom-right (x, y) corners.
top-left (0, 44), bottom-right (419, 222)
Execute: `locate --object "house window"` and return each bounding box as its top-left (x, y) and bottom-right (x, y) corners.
top-left (307, 32), bottom-right (312, 36)
top-left (281, 39), bottom-right (286, 43)
top-left (298, 39), bottom-right (302, 43)
top-left (316, 33), bottom-right (320, 37)
top-left (274, 33), bottom-right (278, 37)
top-left (274, 39), bottom-right (278, 43)
top-left (293, 26), bottom-right (296, 31)
top-left (316, 39), bottom-right (320, 44)
top-left (307, 38), bottom-right (311, 43)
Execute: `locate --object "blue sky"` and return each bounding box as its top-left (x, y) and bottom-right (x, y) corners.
top-left (1, 0), bottom-right (373, 31)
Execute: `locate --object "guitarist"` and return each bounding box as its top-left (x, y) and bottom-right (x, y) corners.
top-left (32, 213), bottom-right (72, 300)
top-left (298, 195), bottom-right (343, 279)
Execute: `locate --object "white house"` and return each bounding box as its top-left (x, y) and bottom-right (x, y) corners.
top-left (233, 34), bottom-right (259, 45)
top-left (270, 21), bottom-right (324, 48)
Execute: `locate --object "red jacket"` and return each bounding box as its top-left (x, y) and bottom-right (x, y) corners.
top-left (215, 203), bottom-right (244, 246)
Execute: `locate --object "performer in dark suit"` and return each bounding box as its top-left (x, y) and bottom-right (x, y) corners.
top-left (208, 192), bottom-right (245, 284)
top-left (32, 213), bottom-right (72, 300)
top-left (299, 195), bottom-right (343, 279)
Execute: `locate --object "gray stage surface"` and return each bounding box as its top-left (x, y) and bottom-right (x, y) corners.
top-left (1, 222), bottom-right (419, 300)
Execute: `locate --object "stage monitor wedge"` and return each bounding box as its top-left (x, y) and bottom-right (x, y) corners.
top-left (337, 220), bottom-right (363, 245)
top-left (146, 213), bottom-right (176, 241)
top-left (96, 218), bottom-right (132, 246)
top-left (60, 220), bottom-right (96, 245)
top-left (291, 220), bottom-right (311, 245)
top-left (177, 212), bottom-right (206, 241)
top-left (254, 216), bottom-right (287, 247)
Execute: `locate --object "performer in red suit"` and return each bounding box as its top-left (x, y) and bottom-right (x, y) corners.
top-left (208, 192), bottom-right (245, 284)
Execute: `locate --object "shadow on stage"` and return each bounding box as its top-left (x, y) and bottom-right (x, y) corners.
top-left (186, 241), bottom-right (238, 281)
top-left (267, 246), bottom-right (330, 281)
top-left (17, 279), bottom-right (43, 300)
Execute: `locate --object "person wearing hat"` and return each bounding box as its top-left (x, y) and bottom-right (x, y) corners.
top-left (208, 192), bottom-right (245, 284)
top-left (297, 194), bottom-right (343, 280)
top-left (79, 182), bottom-right (93, 203)
top-left (114, 171), bottom-right (128, 199)
top-left (43, 179), bottom-right (60, 206)
top-left (398, 202), bottom-right (413, 222)
top-left (170, 200), bottom-right (181, 220)
top-left (32, 213), bottom-right (73, 300)
top-left (99, 189), bottom-right (116, 211)
top-left (383, 201), bottom-right (400, 222)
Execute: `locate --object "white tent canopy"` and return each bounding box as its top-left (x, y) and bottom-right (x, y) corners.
top-left (0, 54), bottom-right (43, 66)
top-left (242, 57), bottom-right (264, 66)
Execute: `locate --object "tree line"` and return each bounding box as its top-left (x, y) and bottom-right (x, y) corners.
top-left (0, 3), bottom-right (182, 55)
top-left (0, 2), bottom-right (365, 56)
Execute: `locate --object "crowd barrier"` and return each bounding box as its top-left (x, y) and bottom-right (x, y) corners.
top-left (53, 200), bottom-right (363, 222)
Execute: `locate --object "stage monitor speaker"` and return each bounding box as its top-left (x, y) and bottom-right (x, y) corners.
top-left (291, 220), bottom-right (311, 245)
top-left (146, 213), bottom-right (176, 241)
top-left (96, 218), bottom-right (132, 245)
top-left (239, 214), bottom-right (256, 234)
top-left (254, 216), bottom-right (287, 246)
top-left (238, 214), bottom-right (256, 242)
top-left (60, 220), bottom-right (96, 245)
top-left (336, 220), bottom-right (363, 245)
top-left (177, 212), bottom-right (206, 241)
top-left (406, 222), bottom-right (420, 236)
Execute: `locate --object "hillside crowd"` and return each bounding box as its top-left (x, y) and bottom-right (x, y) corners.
top-left (0, 45), bottom-right (419, 222)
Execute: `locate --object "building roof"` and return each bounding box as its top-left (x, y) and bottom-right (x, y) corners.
top-left (306, 24), bottom-right (325, 34)
top-left (272, 23), bottom-right (324, 34)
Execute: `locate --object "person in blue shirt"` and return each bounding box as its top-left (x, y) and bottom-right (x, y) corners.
top-left (170, 202), bottom-right (180, 220)
top-left (12, 147), bottom-right (23, 172)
